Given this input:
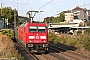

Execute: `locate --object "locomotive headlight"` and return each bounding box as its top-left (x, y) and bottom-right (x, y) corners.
top-left (28, 44), bottom-right (33, 47)
top-left (42, 40), bottom-right (46, 42)
top-left (40, 36), bottom-right (46, 39)
top-left (43, 44), bottom-right (48, 47)
top-left (29, 40), bottom-right (32, 42)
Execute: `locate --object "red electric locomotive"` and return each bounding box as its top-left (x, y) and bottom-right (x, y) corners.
top-left (17, 22), bottom-right (48, 53)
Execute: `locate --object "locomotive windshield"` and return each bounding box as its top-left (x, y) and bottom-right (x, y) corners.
top-left (29, 26), bottom-right (46, 32)
top-left (29, 26), bottom-right (37, 32)
top-left (38, 26), bottom-right (45, 32)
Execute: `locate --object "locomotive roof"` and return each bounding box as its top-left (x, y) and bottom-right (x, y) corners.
top-left (28, 22), bottom-right (46, 26)
top-left (18, 22), bottom-right (28, 28)
top-left (18, 22), bottom-right (47, 28)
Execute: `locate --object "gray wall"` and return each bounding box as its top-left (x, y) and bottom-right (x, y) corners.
top-left (0, 20), bottom-right (4, 29)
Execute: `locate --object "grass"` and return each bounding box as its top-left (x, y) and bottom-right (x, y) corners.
top-left (49, 32), bottom-right (90, 55)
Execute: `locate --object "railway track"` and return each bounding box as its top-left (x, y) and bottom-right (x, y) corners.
top-left (49, 44), bottom-right (90, 60)
top-left (15, 41), bottom-right (90, 60)
top-left (33, 53), bottom-right (59, 60)
top-left (15, 42), bottom-right (68, 60)
top-left (15, 42), bottom-right (38, 60)
top-left (15, 42), bottom-right (61, 60)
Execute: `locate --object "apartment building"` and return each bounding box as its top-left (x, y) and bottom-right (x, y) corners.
top-left (63, 6), bottom-right (89, 23)
top-left (88, 10), bottom-right (90, 21)
top-left (65, 13), bottom-right (74, 22)
top-left (72, 6), bottom-right (88, 20)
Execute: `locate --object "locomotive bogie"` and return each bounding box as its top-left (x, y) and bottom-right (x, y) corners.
top-left (26, 44), bottom-right (48, 53)
top-left (27, 44), bottom-right (48, 48)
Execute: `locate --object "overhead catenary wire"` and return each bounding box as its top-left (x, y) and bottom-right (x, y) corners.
top-left (33, 0), bottom-right (54, 18)
top-left (26, 0), bottom-right (54, 21)
top-left (38, 0), bottom-right (54, 10)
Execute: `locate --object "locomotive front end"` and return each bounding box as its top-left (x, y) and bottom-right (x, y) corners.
top-left (26, 23), bottom-right (48, 53)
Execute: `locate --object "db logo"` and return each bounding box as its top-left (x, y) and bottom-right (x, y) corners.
top-left (36, 36), bottom-right (39, 39)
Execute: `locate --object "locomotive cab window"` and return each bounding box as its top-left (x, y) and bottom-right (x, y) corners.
top-left (29, 26), bottom-right (46, 32)
top-left (38, 26), bottom-right (45, 32)
top-left (29, 26), bottom-right (37, 32)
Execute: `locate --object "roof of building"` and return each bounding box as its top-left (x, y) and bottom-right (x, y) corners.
top-left (72, 6), bottom-right (84, 10)
top-left (62, 10), bottom-right (71, 13)
top-left (18, 16), bottom-right (29, 20)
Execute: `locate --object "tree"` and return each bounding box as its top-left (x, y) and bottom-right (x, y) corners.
top-left (2, 7), bottom-right (13, 20)
top-left (44, 17), bottom-right (50, 24)
top-left (57, 12), bottom-right (65, 22)
top-left (17, 18), bottom-right (26, 25)
top-left (44, 12), bottom-right (65, 23)
top-left (1, 7), bottom-right (18, 28)
top-left (44, 16), bottom-right (55, 23)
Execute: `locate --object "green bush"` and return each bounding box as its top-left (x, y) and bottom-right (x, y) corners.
top-left (48, 32), bottom-right (90, 51)
top-left (48, 32), bottom-right (59, 43)
top-left (85, 28), bottom-right (90, 34)
top-left (87, 21), bottom-right (90, 26)
top-left (0, 29), bottom-right (14, 39)
top-left (65, 36), bottom-right (77, 46)
top-left (85, 41), bottom-right (90, 51)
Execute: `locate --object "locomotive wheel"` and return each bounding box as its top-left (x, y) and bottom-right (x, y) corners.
top-left (45, 50), bottom-right (49, 54)
top-left (26, 47), bottom-right (32, 53)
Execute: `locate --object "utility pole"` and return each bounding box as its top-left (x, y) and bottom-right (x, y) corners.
top-left (0, 3), bottom-right (2, 20)
top-left (14, 0), bottom-right (19, 41)
top-left (14, 9), bottom-right (17, 41)
top-left (84, 2), bottom-right (85, 8)
top-left (16, 0), bottom-right (19, 23)
top-left (80, 2), bottom-right (90, 20)
top-left (84, 2), bottom-right (86, 20)
top-left (14, 9), bottom-right (16, 29)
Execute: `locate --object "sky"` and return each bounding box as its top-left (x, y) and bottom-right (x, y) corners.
top-left (0, 0), bottom-right (90, 21)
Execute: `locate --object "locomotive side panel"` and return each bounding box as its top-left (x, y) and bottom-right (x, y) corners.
top-left (18, 27), bottom-right (26, 44)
